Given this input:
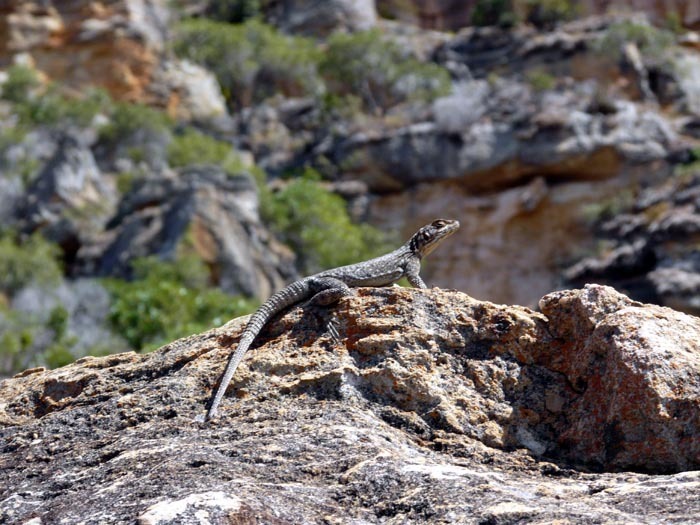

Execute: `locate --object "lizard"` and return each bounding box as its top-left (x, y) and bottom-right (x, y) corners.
top-left (203, 218), bottom-right (460, 421)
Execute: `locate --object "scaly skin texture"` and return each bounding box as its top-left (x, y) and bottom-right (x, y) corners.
top-left (204, 219), bottom-right (460, 420)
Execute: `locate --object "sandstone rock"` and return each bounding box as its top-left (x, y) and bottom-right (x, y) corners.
top-left (0, 285), bottom-right (698, 523)
top-left (0, 1), bottom-right (222, 119)
top-left (0, 0), bottom-right (168, 100)
top-left (77, 165), bottom-right (296, 300)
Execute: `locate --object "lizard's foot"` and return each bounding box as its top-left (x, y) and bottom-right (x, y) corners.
top-left (327, 315), bottom-right (341, 344)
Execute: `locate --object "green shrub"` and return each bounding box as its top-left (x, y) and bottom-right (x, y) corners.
top-left (105, 256), bottom-right (256, 351)
top-left (168, 128), bottom-right (244, 173)
top-left (205, 0), bottom-right (262, 23)
top-left (526, 69), bottom-right (556, 91)
top-left (174, 18), bottom-right (322, 109)
top-left (99, 101), bottom-right (171, 144)
top-left (471, 0), bottom-right (518, 27)
top-left (2, 66), bottom-right (111, 127)
top-left (1, 65), bottom-right (40, 104)
top-left (320, 30), bottom-right (451, 112)
top-left (263, 170), bottom-right (388, 274)
top-left (0, 307), bottom-right (37, 375)
top-left (524, 0), bottom-right (578, 29)
top-left (17, 87), bottom-right (111, 127)
top-left (596, 21), bottom-right (675, 62)
top-left (0, 232), bottom-right (62, 297)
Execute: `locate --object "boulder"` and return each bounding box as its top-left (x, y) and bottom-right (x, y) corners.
top-left (539, 285), bottom-right (700, 473)
top-left (152, 59), bottom-right (228, 122)
top-left (1, 285), bottom-right (699, 523)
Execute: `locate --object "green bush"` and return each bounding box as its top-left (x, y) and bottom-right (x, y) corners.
top-left (596, 21), bottom-right (675, 61)
top-left (263, 170), bottom-right (388, 274)
top-left (174, 18), bottom-right (322, 109)
top-left (99, 101), bottom-right (172, 144)
top-left (105, 256), bottom-right (256, 351)
top-left (0, 232), bottom-right (62, 297)
top-left (471, 0), bottom-right (518, 27)
top-left (524, 0), bottom-right (578, 29)
top-left (205, 0), bottom-right (262, 23)
top-left (0, 307), bottom-right (36, 376)
top-left (18, 87), bottom-right (111, 127)
top-left (1, 65), bottom-right (41, 104)
top-left (168, 128), bottom-right (244, 173)
top-left (526, 69), bottom-right (556, 91)
top-left (320, 29), bottom-right (451, 112)
top-left (2, 66), bottom-right (111, 127)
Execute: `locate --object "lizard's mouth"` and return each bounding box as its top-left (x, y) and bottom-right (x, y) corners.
top-left (420, 219), bottom-right (460, 257)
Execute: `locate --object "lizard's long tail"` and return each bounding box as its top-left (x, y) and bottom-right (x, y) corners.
top-left (204, 280), bottom-right (309, 421)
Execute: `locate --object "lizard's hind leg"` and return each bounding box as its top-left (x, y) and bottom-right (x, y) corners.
top-left (305, 277), bottom-right (354, 343)
top-left (306, 277), bottom-right (355, 306)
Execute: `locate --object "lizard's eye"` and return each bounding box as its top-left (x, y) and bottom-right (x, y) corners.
top-left (432, 220), bottom-right (446, 228)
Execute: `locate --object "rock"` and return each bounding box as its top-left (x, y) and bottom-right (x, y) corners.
top-left (1, 285), bottom-right (699, 523)
top-left (0, 0), bottom-right (223, 119)
top-left (0, 0), bottom-right (169, 100)
top-left (265, 0), bottom-right (377, 37)
top-left (317, 78), bottom-right (678, 193)
top-left (77, 165), bottom-right (296, 300)
top-left (539, 284), bottom-right (700, 472)
top-left (564, 169), bottom-right (700, 314)
top-left (14, 133), bottom-right (117, 258)
top-left (152, 59), bottom-right (228, 122)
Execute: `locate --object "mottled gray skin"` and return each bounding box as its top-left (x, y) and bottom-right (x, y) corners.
top-left (205, 219), bottom-right (460, 420)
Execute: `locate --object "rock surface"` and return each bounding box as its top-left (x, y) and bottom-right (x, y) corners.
top-left (1, 285), bottom-right (698, 523)
top-left (565, 168), bottom-right (700, 315)
top-left (0, 0), bottom-right (224, 120)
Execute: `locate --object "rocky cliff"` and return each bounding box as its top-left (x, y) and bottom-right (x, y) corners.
top-left (1, 285), bottom-right (699, 523)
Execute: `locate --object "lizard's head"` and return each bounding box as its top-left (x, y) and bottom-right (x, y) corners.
top-left (409, 219), bottom-right (460, 258)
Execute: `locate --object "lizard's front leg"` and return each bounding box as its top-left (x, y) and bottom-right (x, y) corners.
top-left (405, 259), bottom-right (427, 289)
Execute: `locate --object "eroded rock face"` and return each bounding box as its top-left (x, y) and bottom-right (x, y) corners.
top-left (565, 169), bottom-right (700, 315)
top-left (318, 77), bottom-right (678, 193)
top-left (1, 285), bottom-right (698, 523)
top-left (77, 165), bottom-right (296, 299)
top-left (0, 0), bottom-right (225, 120)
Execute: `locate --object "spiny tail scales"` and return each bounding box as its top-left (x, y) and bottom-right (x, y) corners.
top-left (205, 280), bottom-right (310, 420)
